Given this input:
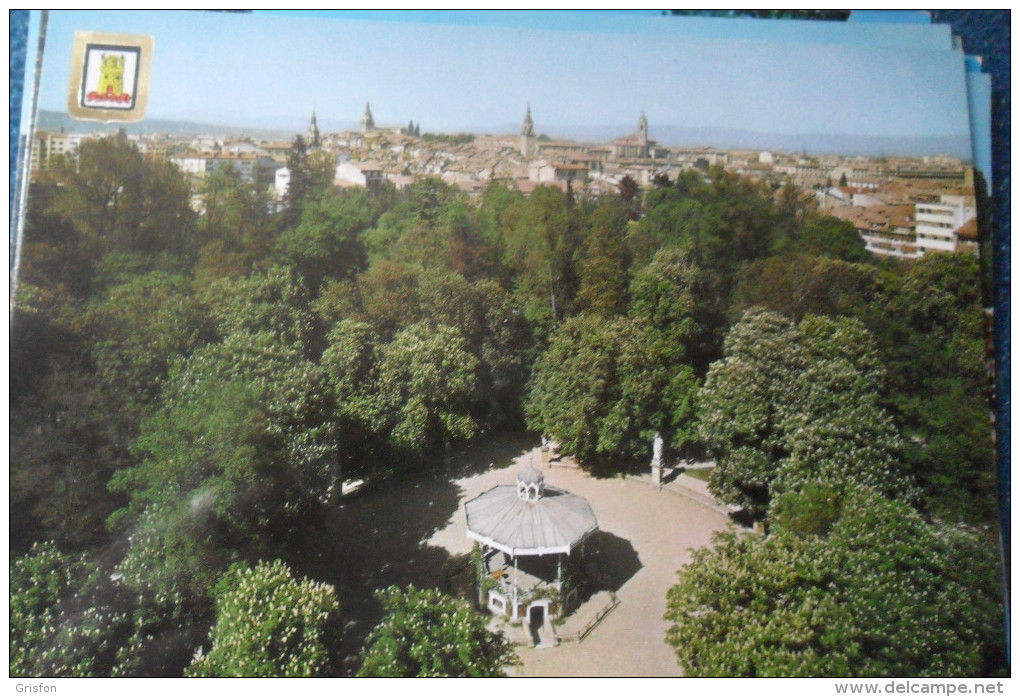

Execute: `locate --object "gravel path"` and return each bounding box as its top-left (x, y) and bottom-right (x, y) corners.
top-left (426, 447), bottom-right (733, 677)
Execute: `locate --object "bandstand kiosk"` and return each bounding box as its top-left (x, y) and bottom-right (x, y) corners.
top-left (465, 465), bottom-right (598, 629)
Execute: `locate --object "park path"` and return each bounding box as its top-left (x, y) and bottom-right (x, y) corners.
top-left (425, 448), bottom-right (733, 677)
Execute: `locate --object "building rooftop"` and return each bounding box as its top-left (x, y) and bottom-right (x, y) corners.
top-left (465, 471), bottom-right (598, 557)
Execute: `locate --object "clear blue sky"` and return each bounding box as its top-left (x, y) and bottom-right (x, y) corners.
top-left (32, 10), bottom-right (972, 146)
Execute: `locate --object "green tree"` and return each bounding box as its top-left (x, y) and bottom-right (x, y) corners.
top-left (476, 181), bottom-right (524, 277)
top-left (275, 188), bottom-right (377, 292)
top-left (11, 273), bottom-right (138, 550)
top-left (576, 195), bottom-right (630, 316)
top-left (283, 135), bottom-right (310, 216)
top-left (665, 486), bottom-right (1005, 677)
top-left (638, 167), bottom-right (782, 278)
top-left (471, 277), bottom-right (536, 425)
top-left (526, 314), bottom-right (699, 464)
top-left (199, 267), bottom-right (316, 349)
top-left (10, 542), bottom-right (101, 676)
top-left (109, 327), bottom-right (337, 602)
top-left (357, 585), bottom-right (516, 677)
top-left (322, 320), bottom-right (480, 459)
top-left (630, 167), bottom-right (794, 365)
top-left (186, 560), bottom-right (339, 677)
top-left (415, 269), bottom-right (487, 343)
top-left (501, 185), bottom-right (580, 328)
top-left (364, 178), bottom-right (493, 279)
top-left (8, 542), bottom-right (176, 678)
top-left (319, 318), bottom-right (386, 477)
top-left (698, 309), bottom-right (912, 520)
top-left (282, 136), bottom-right (335, 222)
top-left (49, 132), bottom-right (195, 269)
top-left (735, 254), bottom-right (880, 322)
top-left (352, 260), bottom-right (423, 336)
top-left (372, 322), bottom-right (481, 453)
top-left (194, 166), bottom-right (275, 286)
top-left (15, 182), bottom-right (95, 311)
top-left (618, 174), bottom-right (641, 208)
top-left (865, 253), bottom-right (996, 524)
top-left (85, 271), bottom-right (211, 411)
top-left (10, 322), bottom-right (123, 549)
top-left (627, 248), bottom-right (705, 366)
top-left (790, 214), bottom-right (869, 262)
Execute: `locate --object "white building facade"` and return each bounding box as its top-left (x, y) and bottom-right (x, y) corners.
top-left (915, 194), bottom-right (977, 255)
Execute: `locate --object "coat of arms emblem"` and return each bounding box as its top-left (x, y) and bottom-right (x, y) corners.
top-left (68, 31), bottom-right (153, 122)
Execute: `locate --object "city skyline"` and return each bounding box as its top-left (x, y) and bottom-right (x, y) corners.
top-left (30, 11), bottom-right (973, 159)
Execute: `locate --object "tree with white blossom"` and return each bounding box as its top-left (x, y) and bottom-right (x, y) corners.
top-left (358, 585), bottom-right (517, 677)
top-left (187, 560), bottom-right (339, 677)
top-left (698, 308), bottom-right (914, 520)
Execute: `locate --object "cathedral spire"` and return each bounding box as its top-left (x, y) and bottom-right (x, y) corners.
top-left (522, 102), bottom-right (538, 137)
top-left (307, 108), bottom-right (321, 148)
top-left (519, 103), bottom-right (536, 159)
top-left (521, 103), bottom-right (535, 137)
top-left (360, 102), bottom-right (375, 134)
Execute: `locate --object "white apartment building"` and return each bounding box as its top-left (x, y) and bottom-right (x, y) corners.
top-left (914, 194), bottom-right (977, 254)
top-left (30, 131), bottom-right (86, 171)
top-left (170, 152), bottom-right (277, 184)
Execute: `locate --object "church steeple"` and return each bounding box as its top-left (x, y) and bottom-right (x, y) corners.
top-left (360, 102), bottom-right (375, 134)
top-left (520, 103), bottom-right (536, 159)
top-left (638, 111), bottom-right (648, 146)
top-left (307, 109), bottom-right (321, 148)
top-left (521, 103), bottom-right (535, 137)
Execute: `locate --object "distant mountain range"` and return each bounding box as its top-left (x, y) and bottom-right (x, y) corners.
top-left (36, 110), bottom-right (298, 141)
top-left (36, 110), bottom-right (971, 161)
top-left (512, 123), bottom-right (971, 160)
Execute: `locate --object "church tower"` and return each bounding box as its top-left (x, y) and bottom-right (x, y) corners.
top-left (360, 102), bottom-right (375, 135)
top-left (638, 111), bottom-right (648, 148)
top-left (307, 109), bottom-right (321, 148)
top-left (520, 103), bottom-right (536, 159)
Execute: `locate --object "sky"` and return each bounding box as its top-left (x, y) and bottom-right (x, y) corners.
top-left (28, 10), bottom-right (973, 150)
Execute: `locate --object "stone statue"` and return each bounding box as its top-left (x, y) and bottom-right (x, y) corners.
top-left (651, 432), bottom-right (664, 487)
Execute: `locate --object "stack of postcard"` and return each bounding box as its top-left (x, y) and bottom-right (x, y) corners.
top-left (9, 10), bottom-right (1006, 687)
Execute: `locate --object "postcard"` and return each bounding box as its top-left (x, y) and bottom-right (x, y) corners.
top-left (9, 10), bottom-right (1006, 685)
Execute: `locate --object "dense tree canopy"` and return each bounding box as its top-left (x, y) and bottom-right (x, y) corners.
top-left (11, 130), bottom-right (1001, 676)
top-left (357, 586), bottom-right (517, 677)
top-left (10, 542), bottom-right (101, 677)
top-left (665, 486), bottom-right (1005, 677)
top-left (526, 314), bottom-right (699, 464)
top-left (698, 309), bottom-right (913, 520)
top-left (194, 166), bottom-right (275, 285)
top-left (275, 189), bottom-right (378, 292)
top-left (49, 131), bottom-right (195, 269)
top-left (866, 253), bottom-right (996, 523)
top-left (107, 326), bottom-right (336, 603)
top-left (323, 321), bottom-right (481, 457)
top-left (85, 271), bottom-right (212, 410)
